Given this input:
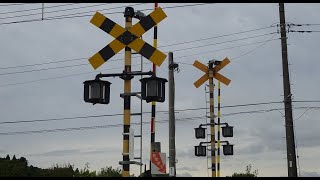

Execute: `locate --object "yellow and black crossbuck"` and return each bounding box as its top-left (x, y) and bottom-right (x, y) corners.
top-left (89, 7), bottom-right (167, 70)
top-left (193, 57), bottom-right (231, 88)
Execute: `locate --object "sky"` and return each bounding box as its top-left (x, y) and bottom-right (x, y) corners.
top-left (0, 3), bottom-right (320, 177)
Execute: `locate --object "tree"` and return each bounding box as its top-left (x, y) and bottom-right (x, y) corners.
top-left (12, 155), bottom-right (17, 161)
top-left (5, 154), bottom-right (10, 160)
top-left (97, 166), bottom-right (122, 177)
top-left (230, 164), bottom-right (259, 177)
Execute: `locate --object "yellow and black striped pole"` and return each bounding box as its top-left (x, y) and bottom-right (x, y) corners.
top-left (122, 7), bottom-right (133, 177)
top-left (208, 62), bottom-right (216, 177)
top-left (150, 2), bottom-right (158, 170)
top-left (217, 81), bottom-right (221, 177)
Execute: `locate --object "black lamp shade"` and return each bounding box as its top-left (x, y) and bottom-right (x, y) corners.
top-left (195, 127), bottom-right (206, 139)
top-left (222, 125), bottom-right (233, 137)
top-left (140, 76), bottom-right (167, 103)
top-left (195, 145), bottom-right (207, 157)
top-left (84, 79), bottom-right (111, 104)
top-left (223, 144), bottom-right (234, 156)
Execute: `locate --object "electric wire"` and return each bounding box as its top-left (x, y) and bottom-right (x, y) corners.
top-left (0, 3), bottom-right (36, 7)
top-left (0, 102), bottom-right (318, 125)
top-left (1, 106), bottom-right (320, 136)
top-left (0, 3), bottom-right (213, 26)
top-left (0, 36), bottom-right (278, 88)
top-left (0, 3), bottom-right (78, 15)
top-left (0, 3), bottom-right (144, 19)
top-left (0, 32), bottom-right (277, 76)
top-left (0, 25), bottom-right (276, 71)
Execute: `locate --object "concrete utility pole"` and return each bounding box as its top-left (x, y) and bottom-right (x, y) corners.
top-left (168, 52), bottom-right (178, 177)
top-left (279, 3), bottom-right (298, 177)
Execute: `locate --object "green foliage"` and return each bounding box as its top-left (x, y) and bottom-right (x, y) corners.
top-left (73, 163), bottom-right (97, 177)
top-left (229, 164), bottom-right (259, 177)
top-left (0, 155), bottom-right (124, 177)
top-left (0, 154), bottom-right (28, 176)
top-left (97, 166), bottom-right (122, 177)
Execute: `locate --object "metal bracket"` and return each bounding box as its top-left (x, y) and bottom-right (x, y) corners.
top-left (119, 161), bottom-right (143, 166)
top-left (120, 92), bottom-right (141, 98)
top-left (169, 63), bottom-right (179, 70)
top-left (120, 71), bottom-right (134, 80)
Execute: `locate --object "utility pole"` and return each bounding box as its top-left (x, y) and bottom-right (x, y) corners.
top-left (279, 3), bottom-right (298, 177)
top-left (208, 61), bottom-right (216, 177)
top-left (168, 52), bottom-right (178, 177)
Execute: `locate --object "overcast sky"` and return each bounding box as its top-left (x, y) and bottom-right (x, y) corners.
top-left (0, 3), bottom-right (319, 177)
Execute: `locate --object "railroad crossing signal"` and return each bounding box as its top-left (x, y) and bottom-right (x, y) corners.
top-left (193, 57), bottom-right (231, 88)
top-left (88, 8), bottom-right (167, 70)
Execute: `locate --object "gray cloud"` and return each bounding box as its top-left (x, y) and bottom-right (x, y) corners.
top-left (28, 149), bottom-right (81, 157)
top-left (176, 147), bottom-right (195, 159)
top-left (301, 171), bottom-right (320, 177)
top-left (176, 166), bottom-right (199, 172)
top-left (177, 172), bottom-right (193, 177)
top-left (0, 3), bottom-right (320, 177)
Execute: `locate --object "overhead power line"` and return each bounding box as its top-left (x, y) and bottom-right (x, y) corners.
top-left (0, 25), bottom-right (276, 71)
top-left (174, 37), bottom-right (280, 60)
top-left (0, 116), bottom-right (205, 136)
top-left (0, 38), bottom-right (281, 88)
top-left (171, 32), bottom-right (277, 52)
top-left (288, 23), bottom-right (320, 26)
top-left (0, 3), bottom-right (213, 26)
top-left (0, 3), bottom-right (130, 20)
top-left (0, 32), bottom-right (277, 76)
top-left (231, 33), bottom-right (277, 61)
top-left (1, 106), bottom-right (320, 136)
top-left (0, 3), bottom-right (79, 15)
top-left (0, 62), bottom-right (150, 88)
top-left (158, 26), bottom-right (275, 48)
top-left (289, 30), bottom-right (320, 33)
top-left (1, 101), bottom-right (318, 125)
top-left (0, 3), bottom-right (36, 7)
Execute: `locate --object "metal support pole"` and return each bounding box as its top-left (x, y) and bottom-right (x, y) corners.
top-left (140, 37), bottom-right (143, 175)
top-left (150, 2), bottom-right (158, 171)
top-left (41, 3), bottom-right (44, 20)
top-left (122, 7), bottom-right (134, 177)
top-left (208, 62), bottom-right (216, 177)
top-left (279, 3), bottom-right (297, 177)
top-left (168, 52), bottom-right (176, 177)
top-left (217, 81), bottom-right (221, 177)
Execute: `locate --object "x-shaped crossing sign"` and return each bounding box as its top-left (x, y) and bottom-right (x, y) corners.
top-left (193, 57), bottom-right (231, 88)
top-left (89, 7), bottom-right (167, 70)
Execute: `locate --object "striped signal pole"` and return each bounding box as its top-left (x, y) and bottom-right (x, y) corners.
top-left (217, 81), bottom-right (221, 177)
top-left (122, 7), bottom-right (134, 177)
top-left (150, 2), bottom-right (158, 170)
top-left (208, 61), bottom-right (216, 177)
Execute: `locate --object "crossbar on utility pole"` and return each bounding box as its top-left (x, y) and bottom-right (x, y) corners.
top-left (279, 3), bottom-right (298, 177)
